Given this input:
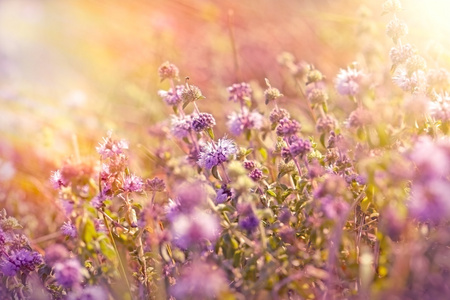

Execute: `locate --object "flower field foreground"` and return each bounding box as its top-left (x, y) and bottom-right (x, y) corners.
top-left (2, 0), bottom-right (450, 299)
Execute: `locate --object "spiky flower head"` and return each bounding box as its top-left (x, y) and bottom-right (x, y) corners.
top-left (145, 177), bottom-right (166, 192)
top-left (335, 66), bottom-right (364, 96)
top-left (61, 221), bottom-right (77, 238)
top-left (122, 174), bottom-right (144, 193)
top-left (198, 137), bottom-right (237, 170)
top-left (158, 61), bottom-right (179, 82)
top-left (180, 85), bottom-right (203, 105)
top-left (96, 131), bottom-right (129, 160)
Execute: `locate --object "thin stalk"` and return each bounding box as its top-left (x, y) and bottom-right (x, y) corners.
top-left (102, 213), bottom-right (132, 298)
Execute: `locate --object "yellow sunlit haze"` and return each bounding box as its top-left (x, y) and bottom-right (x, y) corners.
top-left (406, 1), bottom-right (450, 47)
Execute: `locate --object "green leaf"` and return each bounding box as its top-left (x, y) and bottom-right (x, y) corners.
top-left (259, 147), bottom-right (268, 160)
top-left (320, 133), bottom-right (326, 148)
top-left (212, 165), bottom-right (221, 180)
top-left (207, 128), bottom-right (215, 139)
top-left (82, 218), bottom-right (97, 244)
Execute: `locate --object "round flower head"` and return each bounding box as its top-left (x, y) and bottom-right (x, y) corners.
top-left (429, 93), bottom-right (450, 121)
top-left (276, 118), bottom-right (301, 137)
top-left (215, 185), bottom-right (232, 204)
top-left (249, 168), bottom-right (263, 182)
top-left (158, 61), bottom-right (179, 81)
top-left (54, 258), bottom-right (84, 289)
top-left (389, 43), bottom-right (416, 66)
top-left (45, 244), bottom-right (70, 267)
top-left (171, 210), bottom-right (220, 249)
top-left (269, 108), bottom-right (290, 124)
top-left (1, 249), bottom-right (42, 276)
top-left (227, 107), bottom-right (264, 136)
top-left (227, 82), bottom-right (252, 103)
top-left (68, 286), bottom-right (108, 300)
top-left (316, 115), bottom-right (336, 133)
top-left (289, 137), bottom-right (311, 158)
top-left (170, 114), bottom-right (192, 139)
top-left (158, 85), bottom-right (184, 106)
top-left (386, 18), bottom-right (408, 44)
top-left (191, 113), bottom-right (216, 132)
top-left (335, 67), bottom-right (364, 96)
top-left (171, 261), bottom-right (228, 299)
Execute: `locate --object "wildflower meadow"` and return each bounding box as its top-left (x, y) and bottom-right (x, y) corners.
top-left (1, 0), bottom-right (450, 299)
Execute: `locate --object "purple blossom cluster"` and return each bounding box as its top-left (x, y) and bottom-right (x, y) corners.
top-left (227, 82), bottom-right (252, 103)
top-left (198, 137), bottom-right (237, 169)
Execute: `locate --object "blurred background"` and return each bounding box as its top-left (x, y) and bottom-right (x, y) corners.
top-left (1, 0), bottom-right (450, 239)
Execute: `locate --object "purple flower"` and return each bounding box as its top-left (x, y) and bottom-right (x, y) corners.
top-left (0, 228), bottom-right (8, 249)
top-left (90, 193), bottom-right (107, 209)
top-left (54, 258), bottom-right (84, 289)
top-left (44, 244), bottom-right (69, 267)
top-left (158, 85), bottom-right (184, 106)
top-left (175, 182), bottom-right (207, 212)
top-left (68, 285), bottom-right (108, 300)
top-left (409, 179), bottom-right (450, 224)
top-left (289, 137), bottom-right (311, 158)
top-left (249, 168), bottom-right (263, 182)
top-left (227, 82), bottom-right (252, 103)
top-left (321, 196), bottom-right (349, 219)
top-left (429, 93), bottom-right (450, 121)
top-left (96, 132), bottom-right (129, 160)
top-left (215, 185), bottom-right (232, 204)
top-left (276, 118), bottom-right (301, 137)
top-left (243, 160), bottom-right (256, 170)
top-left (239, 213), bottom-right (259, 233)
top-left (1, 249), bottom-right (42, 276)
top-left (227, 107), bottom-right (263, 136)
top-left (389, 43), bottom-right (416, 65)
top-left (145, 177), bottom-right (166, 192)
top-left (198, 137), bottom-right (237, 170)
top-left (335, 67), bottom-right (364, 96)
top-left (392, 68), bottom-right (426, 93)
top-left (409, 136), bottom-right (450, 180)
top-left (122, 174), bottom-right (144, 193)
top-left (61, 221), bottom-right (77, 238)
top-left (50, 170), bottom-right (69, 189)
top-left (170, 114), bottom-right (192, 138)
top-left (269, 107), bottom-right (290, 124)
top-left (171, 210), bottom-right (220, 249)
top-left (171, 261), bottom-right (227, 299)
top-left (158, 61), bottom-right (179, 81)
top-left (191, 112), bottom-right (216, 132)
